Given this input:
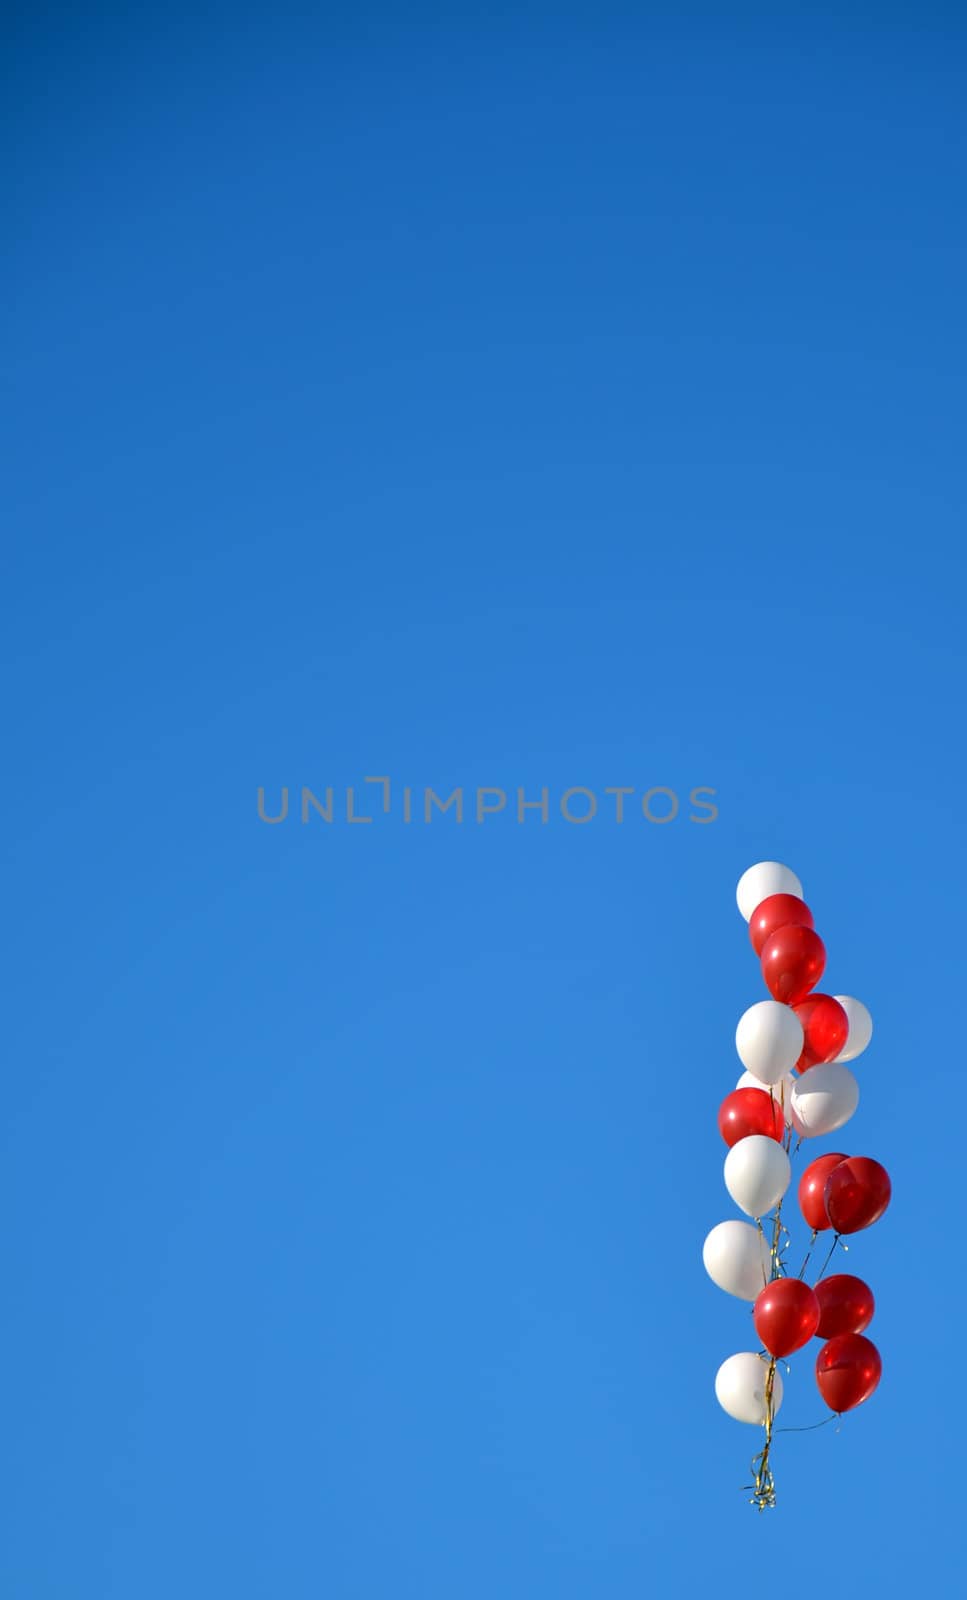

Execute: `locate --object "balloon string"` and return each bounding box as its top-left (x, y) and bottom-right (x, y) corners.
top-left (797, 1228), bottom-right (818, 1279)
top-left (770, 1206), bottom-right (783, 1278)
top-left (767, 1199), bottom-right (790, 1281)
top-left (747, 1357), bottom-right (778, 1510)
top-left (755, 1217), bottom-right (769, 1290)
top-left (774, 1084), bottom-right (793, 1154)
top-left (745, 1198), bottom-right (788, 1511)
top-left (814, 1231), bottom-right (846, 1283)
top-left (745, 1131), bottom-right (809, 1508)
top-left (746, 1169), bottom-right (799, 1511)
top-left (776, 1412), bottom-right (838, 1434)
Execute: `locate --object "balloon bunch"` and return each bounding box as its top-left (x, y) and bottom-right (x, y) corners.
top-left (703, 861), bottom-right (891, 1511)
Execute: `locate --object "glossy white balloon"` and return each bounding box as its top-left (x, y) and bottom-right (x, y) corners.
top-left (736, 861), bottom-right (804, 922)
top-left (734, 1069), bottom-right (803, 1131)
top-left (833, 995), bottom-right (874, 1062)
top-left (715, 1352), bottom-right (785, 1424)
top-left (723, 1134), bottom-right (791, 1217)
top-left (790, 1062), bottom-right (859, 1137)
top-left (735, 1000), bottom-right (804, 1085)
top-left (703, 1220), bottom-right (772, 1301)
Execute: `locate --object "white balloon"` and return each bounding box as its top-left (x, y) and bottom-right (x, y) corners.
top-left (833, 995), bottom-right (873, 1062)
top-left (790, 1062), bottom-right (859, 1137)
top-left (735, 1000), bottom-right (804, 1085)
top-left (703, 1220), bottom-right (772, 1301)
top-left (736, 861), bottom-right (804, 921)
top-left (734, 1069), bottom-right (802, 1131)
top-left (715, 1352), bottom-right (785, 1424)
top-left (723, 1134), bottom-right (791, 1217)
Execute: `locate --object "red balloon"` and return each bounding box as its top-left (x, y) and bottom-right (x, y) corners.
top-left (792, 994), bottom-right (849, 1071)
top-left (754, 1278), bottom-right (820, 1357)
top-left (824, 1157), bottom-right (892, 1234)
top-left (749, 894), bottom-right (815, 957)
top-left (815, 1333), bottom-right (882, 1412)
top-left (718, 1087), bottom-right (785, 1148)
top-left (814, 1275), bottom-right (875, 1339)
top-left (798, 1152), bottom-right (849, 1231)
top-left (760, 925), bottom-right (826, 1005)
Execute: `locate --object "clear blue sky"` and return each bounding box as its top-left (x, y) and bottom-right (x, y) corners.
top-left (4, 6), bottom-right (965, 1595)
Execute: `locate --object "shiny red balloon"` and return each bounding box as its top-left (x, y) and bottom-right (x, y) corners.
top-left (749, 894), bottom-right (815, 957)
top-left (815, 1333), bottom-right (882, 1412)
top-left (798, 1152), bottom-right (849, 1231)
top-left (754, 1278), bottom-right (820, 1357)
top-left (760, 925), bottom-right (826, 1005)
top-left (718, 1087), bottom-right (785, 1148)
top-left (792, 993), bottom-right (849, 1071)
top-left (824, 1156), bottom-right (892, 1234)
top-left (814, 1275), bottom-right (875, 1339)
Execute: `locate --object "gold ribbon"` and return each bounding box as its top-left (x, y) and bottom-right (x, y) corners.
top-left (748, 1358), bottom-right (778, 1511)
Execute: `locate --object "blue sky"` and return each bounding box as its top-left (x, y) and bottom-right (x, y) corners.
top-left (4, 6), bottom-right (965, 1596)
